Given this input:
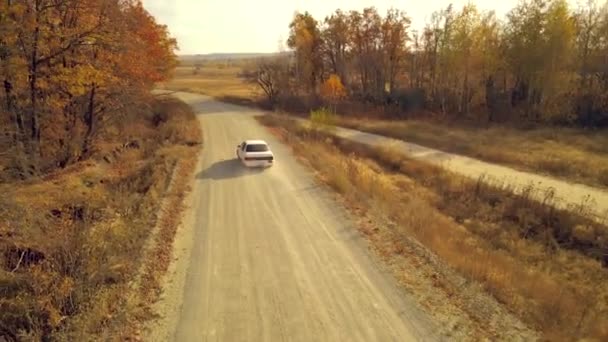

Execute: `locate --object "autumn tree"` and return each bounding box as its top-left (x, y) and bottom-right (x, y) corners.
top-left (409, 30), bottom-right (423, 89)
top-left (348, 8), bottom-right (383, 100)
top-left (475, 11), bottom-right (506, 122)
top-left (0, 0), bottom-right (177, 176)
top-left (288, 12), bottom-right (323, 94)
top-left (572, 0), bottom-right (608, 126)
top-left (450, 5), bottom-right (480, 115)
top-left (542, 0), bottom-right (576, 121)
top-left (419, 5), bottom-right (457, 115)
top-left (320, 74), bottom-right (347, 111)
top-left (381, 9), bottom-right (410, 95)
top-left (576, 0), bottom-right (602, 89)
top-left (321, 10), bottom-right (350, 86)
top-left (422, 13), bottom-right (443, 101)
top-left (502, 0), bottom-right (577, 121)
top-left (504, 0), bottom-right (548, 118)
top-left (249, 57), bottom-right (290, 105)
top-left (270, 2), bottom-right (608, 127)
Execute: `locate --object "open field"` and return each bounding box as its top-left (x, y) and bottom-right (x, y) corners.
top-left (0, 98), bottom-right (202, 340)
top-left (161, 63), bottom-right (259, 107)
top-left (339, 118), bottom-right (608, 189)
top-left (257, 113), bottom-right (608, 340)
top-left (177, 53), bottom-right (279, 66)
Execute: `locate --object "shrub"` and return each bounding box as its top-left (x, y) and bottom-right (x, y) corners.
top-left (0, 98), bottom-right (201, 340)
top-left (310, 107), bottom-right (337, 127)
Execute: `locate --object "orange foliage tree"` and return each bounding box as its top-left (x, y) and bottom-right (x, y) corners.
top-left (320, 74), bottom-right (347, 111)
top-left (0, 0), bottom-right (177, 176)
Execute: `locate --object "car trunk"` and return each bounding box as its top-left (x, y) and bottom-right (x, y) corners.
top-left (244, 152), bottom-right (274, 161)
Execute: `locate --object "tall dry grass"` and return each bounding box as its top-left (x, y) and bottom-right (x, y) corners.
top-left (0, 98), bottom-right (202, 340)
top-left (339, 118), bottom-right (608, 188)
top-left (257, 114), bottom-right (608, 340)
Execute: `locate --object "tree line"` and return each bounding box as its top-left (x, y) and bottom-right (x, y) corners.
top-left (254, 0), bottom-right (608, 127)
top-left (0, 0), bottom-right (177, 178)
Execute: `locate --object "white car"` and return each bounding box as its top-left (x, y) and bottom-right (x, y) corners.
top-left (236, 140), bottom-right (274, 167)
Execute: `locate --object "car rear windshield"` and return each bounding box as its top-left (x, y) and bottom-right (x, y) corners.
top-left (246, 144), bottom-right (269, 152)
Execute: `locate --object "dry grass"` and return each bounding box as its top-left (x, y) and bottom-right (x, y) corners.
top-left (0, 97), bottom-right (202, 340)
top-left (126, 145), bottom-right (199, 341)
top-left (257, 114), bottom-right (608, 340)
top-left (160, 64), bottom-right (259, 107)
top-left (339, 118), bottom-right (608, 188)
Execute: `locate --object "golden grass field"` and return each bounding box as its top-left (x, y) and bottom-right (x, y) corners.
top-left (161, 64), bottom-right (259, 105)
top-left (257, 114), bottom-right (608, 340)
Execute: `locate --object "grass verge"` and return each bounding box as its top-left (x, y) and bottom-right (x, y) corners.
top-left (339, 118), bottom-right (608, 188)
top-left (257, 114), bottom-right (608, 340)
top-left (0, 97), bottom-right (202, 340)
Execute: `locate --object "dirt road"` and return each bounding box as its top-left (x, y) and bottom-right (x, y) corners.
top-left (148, 91), bottom-right (441, 342)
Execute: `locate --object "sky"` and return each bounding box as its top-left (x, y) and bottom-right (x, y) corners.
top-left (141, 0), bottom-right (577, 55)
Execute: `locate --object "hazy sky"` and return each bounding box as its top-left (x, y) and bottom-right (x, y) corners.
top-left (141, 0), bottom-right (576, 55)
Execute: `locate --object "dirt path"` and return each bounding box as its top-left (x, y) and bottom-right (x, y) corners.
top-left (300, 121), bottom-right (608, 221)
top-left (145, 92), bottom-right (443, 342)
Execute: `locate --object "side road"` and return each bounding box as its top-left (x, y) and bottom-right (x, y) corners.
top-left (293, 117), bottom-right (608, 221)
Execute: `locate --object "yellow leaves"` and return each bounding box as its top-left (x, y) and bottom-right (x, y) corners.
top-left (1, 0), bottom-right (177, 123)
top-left (545, 0), bottom-right (577, 62)
top-left (117, 1), bottom-right (177, 85)
top-left (295, 24), bottom-right (314, 48)
top-left (54, 65), bottom-right (103, 97)
top-left (5, 3), bottom-right (27, 18)
top-left (320, 74), bottom-right (346, 103)
top-left (288, 12), bottom-right (318, 47)
top-left (288, 12), bottom-right (322, 90)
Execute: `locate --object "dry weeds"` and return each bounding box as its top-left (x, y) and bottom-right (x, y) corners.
top-left (339, 118), bottom-right (608, 188)
top-left (257, 114), bottom-right (608, 340)
top-left (0, 97), bottom-right (202, 340)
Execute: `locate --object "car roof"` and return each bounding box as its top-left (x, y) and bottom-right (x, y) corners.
top-left (244, 139), bottom-right (268, 145)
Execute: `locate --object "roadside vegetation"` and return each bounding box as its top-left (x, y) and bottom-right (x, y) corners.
top-left (0, 98), bottom-right (201, 340)
top-left (219, 0), bottom-right (608, 188)
top-left (0, 1), bottom-right (202, 340)
top-left (338, 118), bottom-right (608, 187)
top-left (258, 113), bottom-right (608, 340)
